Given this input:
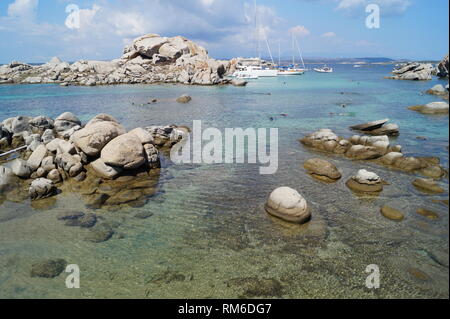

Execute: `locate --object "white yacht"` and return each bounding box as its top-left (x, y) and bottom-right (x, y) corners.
top-left (233, 65), bottom-right (278, 78)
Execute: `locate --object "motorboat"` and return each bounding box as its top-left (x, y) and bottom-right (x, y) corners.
top-left (314, 65), bottom-right (333, 73)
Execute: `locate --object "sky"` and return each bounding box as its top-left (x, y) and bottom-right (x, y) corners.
top-left (0, 0), bottom-right (448, 63)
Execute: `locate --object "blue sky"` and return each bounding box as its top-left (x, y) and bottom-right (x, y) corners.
top-left (0, 0), bottom-right (448, 63)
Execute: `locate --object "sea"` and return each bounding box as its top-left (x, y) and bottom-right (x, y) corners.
top-left (0, 64), bottom-right (448, 298)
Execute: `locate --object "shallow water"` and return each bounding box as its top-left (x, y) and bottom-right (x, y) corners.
top-left (0, 64), bottom-right (448, 298)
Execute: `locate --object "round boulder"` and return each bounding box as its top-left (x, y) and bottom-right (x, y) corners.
top-left (100, 132), bottom-right (146, 169)
top-left (265, 187), bottom-right (311, 224)
top-left (72, 121), bottom-right (126, 156)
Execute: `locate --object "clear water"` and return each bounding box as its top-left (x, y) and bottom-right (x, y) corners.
top-left (0, 64), bottom-right (448, 298)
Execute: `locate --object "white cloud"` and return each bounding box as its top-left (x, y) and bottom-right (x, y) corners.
top-left (321, 31), bottom-right (336, 37)
top-left (289, 25), bottom-right (310, 37)
top-left (7, 0), bottom-right (38, 19)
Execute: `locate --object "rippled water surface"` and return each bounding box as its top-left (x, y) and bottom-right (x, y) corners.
top-left (0, 64), bottom-right (448, 298)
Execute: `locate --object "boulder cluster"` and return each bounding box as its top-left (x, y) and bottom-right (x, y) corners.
top-left (300, 129), bottom-right (446, 178)
top-left (0, 34), bottom-right (238, 86)
top-left (0, 112), bottom-right (187, 205)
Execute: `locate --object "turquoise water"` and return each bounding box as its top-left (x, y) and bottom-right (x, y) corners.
top-left (0, 64), bottom-right (448, 298)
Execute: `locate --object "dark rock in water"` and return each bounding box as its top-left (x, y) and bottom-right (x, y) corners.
top-left (350, 119), bottom-right (388, 131)
top-left (134, 211), bottom-right (154, 219)
top-left (57, 211), bottom-right (85, 220)
top-left (65, 213), bottom-right (97, 228)
top-left (416, 208), bottom-right (439, 220)
top-left (30, 259), bottom-right (67, 278)
top-left (228, 277), bottom-right (283, 298)
top-left (85, 225), bottom-right (114, 243)
top-left (150, 270), bottom-right (186, 285)
top-left (176, 94), bottom-right (191, 103)
top-left (85, 193), bottom-right (110, 209)
top-left (408, 268), bottom-right (430, 281)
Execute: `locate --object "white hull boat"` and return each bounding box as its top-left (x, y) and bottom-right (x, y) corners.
top-left (314, 65), bottom-right (333, 73)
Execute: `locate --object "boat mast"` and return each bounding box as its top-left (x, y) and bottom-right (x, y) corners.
top-left (295, 37), bottom-right (306, 69)
top-left (254, 0), bottom-right (260, 59)
top-left (263, 29), bottom-right (275, 65)
top-left (291, 32), bottom-right (295, 67)
top-left (278, 41), bottom-right (281, 67)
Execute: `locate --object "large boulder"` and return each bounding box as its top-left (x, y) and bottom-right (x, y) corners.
top-left (132, 34), bottom-right (169, 59)
top-left (303, 158), bottom-right (341, 182)
top-left (29, 178), bottom-right (56, 200)
top-left (27, 144), bottom-right (47, 170)
top-left (90, 158), bottom-right (122, 179)
top-left (72, 121), bottom-right (126, 156)
top-left (11, 159), bottom-right (32, 178)
top-left (54, 112), bottom-right (81, 135)
top-left (100, 132), bottom-right (146, 169)
top-left (264, 187), bottom-right (311, 223)
top-left (437, 54), bottom-right (449, 78)
top-left (350, 119), bottom-right (399, 136)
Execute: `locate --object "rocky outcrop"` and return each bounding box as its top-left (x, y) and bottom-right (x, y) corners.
top-left (437, 54), bottom-right (449, 78)
top-left (408, 102), bottom-right (449, 114)
top-left (380, 205), bottom-right (404, 221)
top-left (386, 62), bottom-right (434, 81)
top-left (300, 129), bottom-right (445, 178)
top-left (349, 119), bottom-right (399, 136)
top-left (1, 112), bottom-right (186, 207)
top-left (0, 34), bottom-right (233, 86)
top-left (264, 187), bottom-right (311, 224)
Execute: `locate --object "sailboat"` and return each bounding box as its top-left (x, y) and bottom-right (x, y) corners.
top-left (278, 34), bottom-right (306, 75)
top-left (232, 0), bottom-right (278, 78)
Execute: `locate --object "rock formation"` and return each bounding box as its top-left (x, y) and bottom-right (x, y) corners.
top-left (300, 129), bottom-right (446, 178)
top-left (0, 112), bottom-right (188, 208)
top-left (408, 102), bottom-right (449, 114)
top-left (386, 62), bottom-right (435, 81)
top-left (437, 54), bottom-right (449, 78)
top-left (0, 34), bottom-right (235, 86)
top-left (349, 119), bottom-right (399, 136)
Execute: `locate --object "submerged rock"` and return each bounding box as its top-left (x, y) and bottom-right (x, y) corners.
top-left (408, 102), bottom-right (449, 114)
top-left (303, 158), bottom-right (341, 182)
top-left (416, 208), bottom-right (439, 220)
top-left (176, 94), bottom-right (192, 103)
top-left (85, 225), bottom-right (114, 243)
top-left (412, 178), bottom-right (445, 194)
top-left (380, 205), bottom-right (404, 221)
top-left (265, 187), bottom-right (310, 224)
top-left (30, 259), bottom-right (67, 278)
